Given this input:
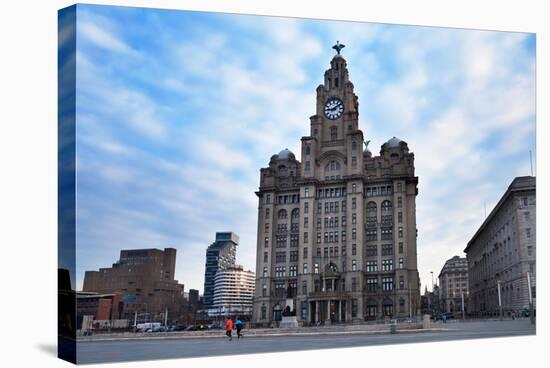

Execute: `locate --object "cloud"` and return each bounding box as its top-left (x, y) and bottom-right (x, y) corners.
top-left (72, 6), bottom-right (535, 295)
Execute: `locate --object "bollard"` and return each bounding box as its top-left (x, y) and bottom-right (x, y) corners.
top-left (390, 320), bottom-right (397, 334)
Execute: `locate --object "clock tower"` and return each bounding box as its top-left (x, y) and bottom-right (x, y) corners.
top-left (253, 42), bottom-right (420, 327)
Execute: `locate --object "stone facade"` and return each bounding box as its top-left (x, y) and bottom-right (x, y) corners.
top-left (438, 256), bottom-right (469, 314)
top-left (252, 50), bottom-right (420, 327)
top-left (464, 176), bottom-right (536, 316)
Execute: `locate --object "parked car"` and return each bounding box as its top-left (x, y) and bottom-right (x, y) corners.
top-left (184, 325), bottom-right (198, 331)
top-left (174, 325), bottom-right (187, 331)
top-left (207, 323), bottom-right (223, 330)
top-left (520, 308), bottom-right (530, 317)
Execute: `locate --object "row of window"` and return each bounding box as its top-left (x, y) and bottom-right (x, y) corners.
top-left (264, 258), bottom-right (404, 277)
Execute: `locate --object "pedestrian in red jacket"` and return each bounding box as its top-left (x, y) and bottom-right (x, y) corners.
top-left (225, 317), bottom-right (233, 341)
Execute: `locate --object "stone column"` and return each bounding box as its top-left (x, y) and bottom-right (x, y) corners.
top-left (315, 301), bottom-right (320, 324)
top-left (345, 300), bottom-right (351, 322)
top-left (325, 300), bottom-right (332, 325)
top-left (338, 300), bottom-right (342, 323)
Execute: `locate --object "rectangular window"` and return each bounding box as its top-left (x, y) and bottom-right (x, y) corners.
top-left (317, 232), bottom-right (321, 244)
top-left (342, 246), bottom-right (347, 256)
top-left (352, 228), bottom-right (357, 240)
top-left (263, 252), bottom-right (268, 263)
top-left (305, 161), bottom-right (311, 171)
top-left (265, 237), bottom-right (269, 248)
top-left (366, 261), bottom-right (377, 272)
top-left (398, 196), bottom-right (403, 208)
top-left (352, 197), bottom-right (356, 209)
top-left (317, 218), bottom-right (321, 229)
top-left (397, 183), bottom-right (402, 192)
top-left (382, 277), bottom-right (394, 291)
top-left (334, 246), bottom-right (339, 256)
top-left (342, 200), bottom-right (346, 212)
top-left (398, 212), bottom-right (403, 223)
top-left (304, 217), bottom-right (309, 227)
top-left (324, 232), bottom-right (328, 243)
top-left (382, 259), bottom-right (393, 271)
top-left (352, 299), bottom-right (358, 317)
top-left (367, 277), bottom-right (378, 292)
top-left (342, 230), bottom-right (346, 242)
top-left (366, 245), bottom-right (377, 257)
top-left (325, 203), bottom-right (329, 213)
top-left (399, 242), bottom-right (404, 253)
top-left (398, 226), bottom-right (403, 238)
top-left (266, 208), bottom-right (270, 217)
top-left (316, 247), bottom-right (321, 257)
top-left (266, 195), bottom-right (271, 204)
top-left (303, 263), bottom-right (308, 274)
top-left (305, 188), bottom-right (309, 198)
top-left (304, 202), bottom-right (309, 213)
top-left (290, 251), bottom-right (298, 262)
top-left (324, 247), bottom-right (329, 258)
top-left (289, 265), bottom-right (297, 277)
top-left (302, 280), bottom-right (307, 294)
top-left (352, 277), bottom-right (357, 291)
top-left (314, 263), bottom-right (319, 274)
top-left (303, 247), bottom-right (308, 258)
top-left (352, 259), bottom-right (357, 271)
top-left (381, 228), bottom-right (393, 240)
top-left (382, 244), bottom-right (393, 256)
top-left (304, 232), bottom-right (309, 243)
top-left (352, 156), bottom-right (357, 166)
top-left (342, 216), bottom-right (346, 226)
top-left (352, 213), bottom-right (357, 224)
top-left (317, 202), bottom-right (322, 214)
top-left (276, 252), bottom-right (286, 263)
top-left (352, 243), bottom-right (357, 256)
top-left (366, 229), bottom-right (377, 241)
top-left (526, 228), bottom-right (531, 238)
top-left (399, 276), bottom-right (405, 290)
top-left (352, 183), bottom-right (357, 193)
top-left (399, 258), bottom-right (404, 269)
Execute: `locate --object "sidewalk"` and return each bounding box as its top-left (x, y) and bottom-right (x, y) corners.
top-left (77, 322), bottom-right (453, 343)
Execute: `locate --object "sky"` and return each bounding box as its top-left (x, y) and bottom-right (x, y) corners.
top-left (67, 4), bottom-right (536, 293)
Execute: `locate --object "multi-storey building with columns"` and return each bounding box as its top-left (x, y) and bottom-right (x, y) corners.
top-left (465, 176), bottom-right (536, 317)
top-left (252, 44), bottom-right (420, 326)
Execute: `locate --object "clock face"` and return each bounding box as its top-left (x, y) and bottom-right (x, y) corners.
top-left (324, 98), bottom-right (344, 120)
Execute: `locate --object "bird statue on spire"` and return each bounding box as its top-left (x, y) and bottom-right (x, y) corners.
top-left (332, 40), bottom-right (345, 55)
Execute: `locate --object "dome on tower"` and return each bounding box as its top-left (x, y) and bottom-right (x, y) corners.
top-left (276, 148), bottom-right (295, 160)
top-left (386, 136), bottom-right (403, 148)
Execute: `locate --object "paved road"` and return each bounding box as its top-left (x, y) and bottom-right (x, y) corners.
top-left (77, 320), bottom-right (535, 364)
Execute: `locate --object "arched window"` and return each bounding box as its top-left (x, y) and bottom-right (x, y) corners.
top-left (305, 146), bottom-right (311, 155)
top-left (367, 201), bottom-right (377, 215)
top-left (278, 209), bottom-right (288, 220)
top-left (381, 200), bottom-right (393, 212)
top-left (366, 299), bottom-right (377, 319)
top-left (261, 304), bottom-right (267, 319)
top-left (325, 160), bottom-right (341, 172)
top-left (291, 208), bottom-right (300, 219)
top-left (330, 126), bottom-right (338, 141)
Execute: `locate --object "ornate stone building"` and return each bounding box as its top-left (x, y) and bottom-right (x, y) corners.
top-left (252, 45), bottom-right (420, 326)
top-left (438, 256), bottom-right (469, 314)
top-left (465, 176), bottom-right (536, 317)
